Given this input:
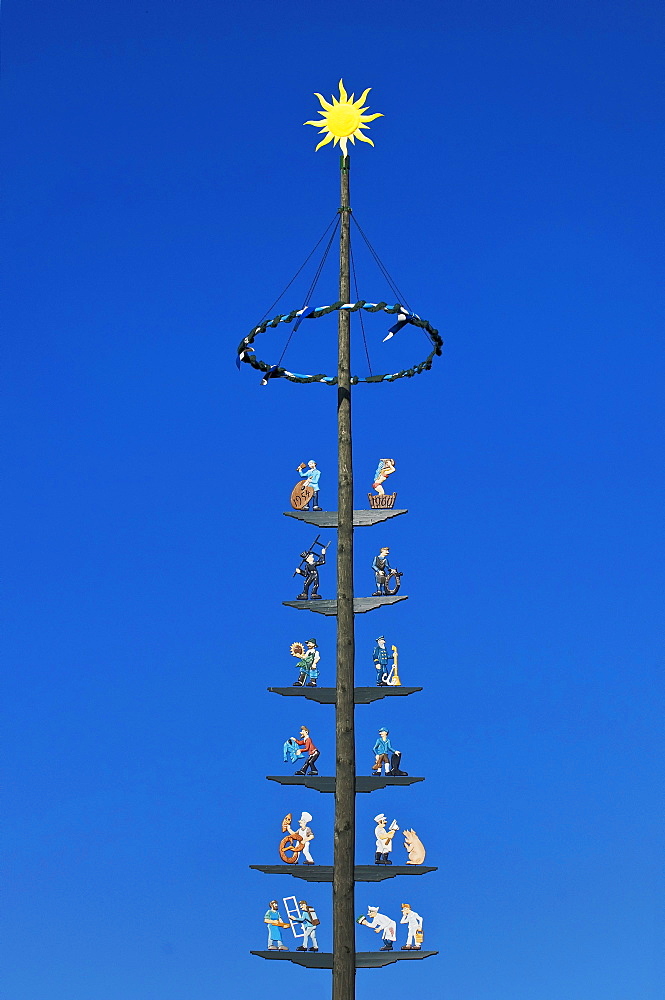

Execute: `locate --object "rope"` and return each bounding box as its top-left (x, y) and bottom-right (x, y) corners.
top-left (258, 214), bottom-right (339, 325)
top-left (276, 217), bottom-right (340, 368)
top-left (350, 214), bottom-right (420, 319)
top-left (350, 239), bottom-right (373, 376)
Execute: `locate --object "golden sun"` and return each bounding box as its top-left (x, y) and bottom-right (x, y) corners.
top-left (305, 79), bottom-right (383, 155)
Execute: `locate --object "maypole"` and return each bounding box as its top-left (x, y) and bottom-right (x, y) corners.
top-left (243, 80), bottom-right (444, 1000)
top-left (333, 150), bottom-right (356, 998)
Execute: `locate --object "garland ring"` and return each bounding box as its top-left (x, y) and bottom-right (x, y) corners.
top-left (236, 300), bottom-right (443, 385)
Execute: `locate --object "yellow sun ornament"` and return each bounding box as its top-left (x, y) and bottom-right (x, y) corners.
top-left (305, 79), bottom-right (383, 155)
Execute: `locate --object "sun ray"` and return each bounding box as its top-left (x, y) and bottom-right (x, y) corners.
top-left (353, 88), bottom-right (372, 107)
top-left (315, 132), bottom-right (335, 151)
top-left (305, 79), bottom-right (383, 153)
top-left (314, 93), bottom-right (333, 111)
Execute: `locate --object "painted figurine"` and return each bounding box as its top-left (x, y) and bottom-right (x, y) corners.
top-left (373, 813), bottom-right (399, 865)
top-left (280, 811), bottom-right (315, 865)
top-left (264, 900), bottom-right (290, 951)
top-left (372, 458), bottom-right (396, 495)
top-left (290, 638), bottom-right (320, 686)
top-left (372, 546), bottom-right (402, 596)
top-left (400, 903), bottom-right (424, 950)
top-left (297, 460), bottom-right (322, 510)
top-left (403, 828), bottom-right (427, 865)
top-left (289, 899), bottom-right (320, 952)
top-left (283, 726), bottom-right (320, 776)
top-left (356, 905), bottom-right (397, 952)
top-left (372, 638), bottom-right (401, 686)
top-left (372, 726), bottom-right (407, 776)
top-left (294, 537), bottom-right (329, 600)
top-left (373, 635), bottom-right (390, 685)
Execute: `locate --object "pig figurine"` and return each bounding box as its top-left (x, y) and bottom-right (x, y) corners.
top-left (403, 828), bottom-right (426, 865)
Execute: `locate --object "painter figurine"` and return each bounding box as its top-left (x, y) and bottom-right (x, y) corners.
top-left (373, 813), bottom-right (399, 865)
top-left (294, 536), bottom-right (329, 601)
top-left (400, 904), bottom-right (424, 950)
top-left (356, 906), bottom-right (397, 952)
top-left (290, 638), bottom-right (320, 686)
top-left (372, 458), bottom-right (396, 495)
top-left (280, 811), bottom-right (315, 865)
top-left (290, 460), bottom-right (322, 511)
top-left (372, 546), bottom-right (402, 596)
top-left (264, 900), bottom-right (290, 951)
top-left (372, 727), bottom-right (407, 776)
top-left (403, 828), bottom-right (427, 865)
top-left (290, 899), bottom-right (320, 952)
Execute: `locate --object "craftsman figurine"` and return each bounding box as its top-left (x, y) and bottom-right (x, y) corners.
top-left (372, 727), bottom-right (407, 776)
top-left (286, 726), bottom-right (319, 776)
top-left (373, 813), bottom-right (399, 865)
top-left (294, 538), bottom-right (329, 601)
top-left (264, 900), bottom-right (290, 951)
top-left (373, 636), bottom-right (391, 686)
top-left (281, 811), bottom-right (315, 865)
top-left (290, 638), bottom-right (320, 686)
top-left (296, 460), bottom-right (322, 510)
top-left (357, 905), bottom-right (397, 951)
top-left (400, 904), bottom-right (424, 950)
top-left (372, 546), bottom-right (402, 596)
top-left (291, 900), bottom-right (320, 952)
top-left (372, 458), bottom-right (396, 495)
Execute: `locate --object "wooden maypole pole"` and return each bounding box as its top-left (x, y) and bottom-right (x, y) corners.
top-left (333, 152), bottom-right (356, 1000)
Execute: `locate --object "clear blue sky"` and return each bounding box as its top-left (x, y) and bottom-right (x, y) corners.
top-left (3, 1), bottom-right (663, 998)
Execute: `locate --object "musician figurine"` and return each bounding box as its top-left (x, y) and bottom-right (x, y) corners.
top-left (264, 900), bottom-right (290, 951)
top-left (372, 458), bottom-right (396, 496)
top-left (372, 547), bottom-right (402, 596)
top-left (400, 903), bottom-right (424, 950)
top-left (290, 460), bottom-right (322, 511)
top-left (295, 537), bottom-right (329, 601)
top-left (356, 905), bottom-right (397, 952)
top-left (372, 727), bottom-right (407, 776)
top-left (290, 638), bottom-right (320, 686)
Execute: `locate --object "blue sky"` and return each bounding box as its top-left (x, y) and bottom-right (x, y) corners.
top-left (3, 1), bottom-right (663, 998)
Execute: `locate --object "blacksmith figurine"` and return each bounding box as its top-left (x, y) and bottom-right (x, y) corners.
top-left (295, 541), bottom-right (328, 600)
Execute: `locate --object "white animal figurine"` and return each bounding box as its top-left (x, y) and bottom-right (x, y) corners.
top-left (403, 828), bottom-right (426, 865)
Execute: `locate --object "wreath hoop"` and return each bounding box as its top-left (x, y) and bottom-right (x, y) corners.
top-left (236, 300), bottom-right (443, 385)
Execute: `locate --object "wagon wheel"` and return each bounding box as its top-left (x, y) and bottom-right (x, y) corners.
top-left (280, 833), bottom-right (304, 864)
top-left (384, 569), bottom-right (402, 596)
